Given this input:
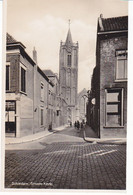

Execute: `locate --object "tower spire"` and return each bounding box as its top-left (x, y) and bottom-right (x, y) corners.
top-left (68, 19), bottom-right (71, 29)
top-left (66, 19), bottom-right (72, 44)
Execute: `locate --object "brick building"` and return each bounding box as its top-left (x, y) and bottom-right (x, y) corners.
top-left (5, 34), bottom-right (51, 137)
top-left (87, 15), bottom-right (128, 138)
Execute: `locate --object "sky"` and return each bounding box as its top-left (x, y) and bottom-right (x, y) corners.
top-left (6, 0), bottom-right (128, 92)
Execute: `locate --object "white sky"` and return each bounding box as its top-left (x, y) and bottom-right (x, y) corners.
top-left (7, 0), bottom-right (128, 92)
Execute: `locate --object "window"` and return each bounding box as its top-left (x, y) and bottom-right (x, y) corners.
top-left (6, 65), bottom-right (10, 90)
top-left (41, 83), bottom-right (44, 101)
top-left (49, 90), bottom-right (52, 105)
top-left (116, 50), bottom-right (127, 80)
top-left (57, 110), bottom-right (59, 116)
top-left (67, 54), bottom-right (71, 66)
top-left (105, 88), bottom-right (123, 127)
top-left (41, 109), bottom-right (43, 126)
top-left (21, 67), bottom-right (26, 92)
top-left (6, 101), bottom-right (15, 111)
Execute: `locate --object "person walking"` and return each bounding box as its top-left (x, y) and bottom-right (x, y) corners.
top-left (81, 122), bottom-right (83, 130)
top-left (77, 120), bottom-right (80, 132)
top-left (74, 121), bottom-right (77, 129)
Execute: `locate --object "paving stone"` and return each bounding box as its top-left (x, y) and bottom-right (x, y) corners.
top-left (5, 128), bottom-right (126, 190)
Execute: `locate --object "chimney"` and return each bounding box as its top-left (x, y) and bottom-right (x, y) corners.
top-left (99, 14), bottom-right (104, 31)
top-left (100, 14), bottom-right (103, 18)
top-left (33, 47), bottom-right (37, 64)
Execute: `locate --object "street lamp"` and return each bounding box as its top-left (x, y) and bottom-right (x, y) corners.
top-left (87, 90), bottom-right (91, 99)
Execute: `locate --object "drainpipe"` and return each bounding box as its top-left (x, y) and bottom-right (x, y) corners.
top-left (33, 47), bottom-right (37, 134)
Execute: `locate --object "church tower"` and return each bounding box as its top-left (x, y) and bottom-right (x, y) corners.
top-left (59, 21), bottom-right (78, 123)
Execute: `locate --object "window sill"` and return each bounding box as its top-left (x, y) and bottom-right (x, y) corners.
top-left (6, 90), bottom-right (13, 93)
top-left (20, 91), bottom-right (27, 96)
top-left (115, 79), bottom-right (127, 82)
top-left (103, 126), bottom-right (124, 128)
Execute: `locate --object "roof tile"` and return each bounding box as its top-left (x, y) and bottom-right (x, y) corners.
top-left (99, 16), bottom-right (128, 32)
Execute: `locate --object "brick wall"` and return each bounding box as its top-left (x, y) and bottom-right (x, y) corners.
top-left (6, 54), bottom-right (20, 93)
top-left (99, 34), bottom-right (127, 138)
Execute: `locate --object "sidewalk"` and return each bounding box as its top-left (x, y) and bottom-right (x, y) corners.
top-left (5, 125), bottom-right (68, 145)
top-left (83, 125), bottom-right (126, 145)
top-left (53, 124), bottom-right (68, 131)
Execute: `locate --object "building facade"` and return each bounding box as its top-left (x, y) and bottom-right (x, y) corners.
top-left (59, 27), bottom-right (78, 124)
top-left (6, 34), bottom-right (51, 137)
top-left (76, 88), bottom-right (88, 122)
top-left (87, 15), bottom-right (128, 138)
top-left (5, 25), bottom-right (79, 137)
top-left (43, 70), bottom-right (67, 129)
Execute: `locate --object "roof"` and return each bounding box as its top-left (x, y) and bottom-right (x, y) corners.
top-left (43, 69), bottom-right (55, 77)
top-left (6, 33), bottom-right (35, 66)
top-left (7, 33), bottom-right (17, 44)
top-left (65, 28), bottom-right (73, 45)
top-left (78, 88), bottom-right (87, 99)
top-left (98, 15), bottom-right (128, 32)
top-left (7, 33), bottom-right (26, 48)
top-left (61, 26), bottom-right (78, 47)
top-left (37, 67), bottom-right (49, 82)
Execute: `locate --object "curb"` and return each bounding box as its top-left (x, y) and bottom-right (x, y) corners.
top-left (83, 129), bottom-right (126, 145)
top-left (53, 124), bottom-right (69, 131)
top-left (5, 131), bottom-right (53, 145)
top-left (5, 125), bottom-right (68, 145)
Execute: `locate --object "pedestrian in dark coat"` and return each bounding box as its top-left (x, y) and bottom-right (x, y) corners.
top-left (74, 121), bottom-right (77, 129)
top-left (77, 120), bottom-right (80, 130)
top-left (81, 122), bottom-right (83, 129)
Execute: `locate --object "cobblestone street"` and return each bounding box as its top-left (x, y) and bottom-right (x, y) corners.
top-left (5, 127), bottom-right (126, 190)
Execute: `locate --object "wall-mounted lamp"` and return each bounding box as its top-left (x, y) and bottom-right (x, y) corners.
top-left (34, 108), bottom-right (37, 112)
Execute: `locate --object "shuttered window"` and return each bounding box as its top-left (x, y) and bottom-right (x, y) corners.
top-left (105, 88), bottom-right (123, 127)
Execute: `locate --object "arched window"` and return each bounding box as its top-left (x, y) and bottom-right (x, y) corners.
top-left (67, 54), bottom-right (71, 66)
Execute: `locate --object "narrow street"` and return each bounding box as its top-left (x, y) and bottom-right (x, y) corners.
top-left (5, 126), bottom-right (126, 189)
